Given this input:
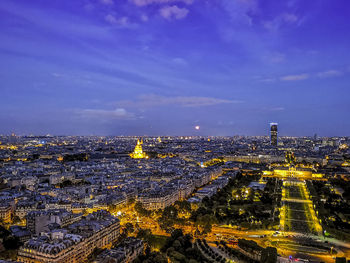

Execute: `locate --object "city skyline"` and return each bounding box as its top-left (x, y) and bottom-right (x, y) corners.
top-left (0, 134), bottom-right (349, 263)
top-left (1, 0), bottom-right (350, 136)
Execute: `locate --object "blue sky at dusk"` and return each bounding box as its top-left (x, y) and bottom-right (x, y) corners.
top-left (0, 0), bottom-right (349, 136)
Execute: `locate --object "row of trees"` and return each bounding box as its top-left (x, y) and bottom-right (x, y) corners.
top-left (190, 173), bottom-right (280, 231)
top-left (133, 246), bottom-right (167, 263)
top-left (62, 153), bottom-right (89, 162)
top-left (197, 239), bottom-right (226, 263)
top-left (217, 240), bottom-right (256, 263)
top-left (306, 180), bottom-right (350, 241)
top-left (135, 200), bottom-right (196, 233)
top-left (134, 229), bottom-right (207, 263)
top-left (0, 225), bottom-right (22, 261)
top-left (161, 229), bottom-right (206, 263)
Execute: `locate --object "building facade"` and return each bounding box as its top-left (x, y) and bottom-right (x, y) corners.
top-left (17, 210), bottom-right (120, 263)
top-left (270, 123), bottom-right (278, 146)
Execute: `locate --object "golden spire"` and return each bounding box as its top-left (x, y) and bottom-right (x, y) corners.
top-left (130, 138), bottom-right (148, 159)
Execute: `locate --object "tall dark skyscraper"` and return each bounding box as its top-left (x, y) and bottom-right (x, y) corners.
top-left (270, 123), bottom-right (278, 146)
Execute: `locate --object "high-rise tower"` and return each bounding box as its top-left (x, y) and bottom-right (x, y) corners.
top-left (270, 123), bottom-right (278, 146)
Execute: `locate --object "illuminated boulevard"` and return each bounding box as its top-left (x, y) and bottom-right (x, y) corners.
top-left (114, 151), bottom-right (350, 263)
top-left (118, 210), bottom-right (350, 263)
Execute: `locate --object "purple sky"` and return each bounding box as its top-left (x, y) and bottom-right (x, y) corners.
top-left (0, 0), bottom-right (349, 136)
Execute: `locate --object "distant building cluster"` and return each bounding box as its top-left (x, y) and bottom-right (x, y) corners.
top-left (0, 134), bottom-right (349, 262)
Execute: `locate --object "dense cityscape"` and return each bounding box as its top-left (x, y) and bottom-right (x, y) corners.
top-left (1, 0), bottom-right (350, 262)
top-left (0, 125), bottom-right (349, 263)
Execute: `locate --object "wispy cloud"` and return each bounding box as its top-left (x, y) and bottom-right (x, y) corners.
top-left (172, 57), bottom-right (188, 66)
top-left (263, 68), bottom-right (345, 83)
top-left (221, 0), bottom-right (258, 25)
top-left (282, 13), bottom-right (299, 23)
top-left (117, 94), bottom-right (241, 108)
top-left (263, 52), bottom-right (285, 64)
top-left (77, 108), bottom-right (135, 120)
top-left (317, 70), bottom-right (342, 78)
top-left (264, 13), bottom-right (301, 31)
top-left (259, 78), bottom-right (276, 83)
top-left (130, 0), bottom-right (194, 7)
top-left (105, 14), bottom-right (135, 28)
top-left (159, 5), bottom-right (189, 20)
top-left (100, 0), bottom-right (114, 5)
top-left (51, 72), bottom-right (64, 78)
top-left (269, 107), bottom-right (285, 111)
top-left (280, 73), bottom-right (309, 81)
top-left (140, 14), bottom-right (149, 22)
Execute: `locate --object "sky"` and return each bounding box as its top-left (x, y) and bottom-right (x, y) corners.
top-left (0, 0), bottom-right (350, 136)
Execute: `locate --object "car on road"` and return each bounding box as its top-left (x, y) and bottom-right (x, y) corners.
top-left (295, 258), bottom-right (310, 262)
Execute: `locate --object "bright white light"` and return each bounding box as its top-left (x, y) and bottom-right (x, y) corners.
top-left (195, 125), bottom-right (200, 130)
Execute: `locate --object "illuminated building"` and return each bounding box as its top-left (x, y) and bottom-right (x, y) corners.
top-left (18, 210), bottom-right (120, 263)
top-left (130, 139), bottom-right (148, 159)
top-left (0, 202), bottom-right (14, 223)
top-left (137, 190), bottom-right (179, 210)
top-left (270, 123), bottom-right (278, 146)
top-left (26, 209), bottom-right (82, 235)
top-left (94, 237), bottom-right (144, 263)
top-left (264, 167), bottom-right (324, 179)
top-left (15, 202), bottom-right (38, 219)
top-left (178, 181), bottom-right (195, 200)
